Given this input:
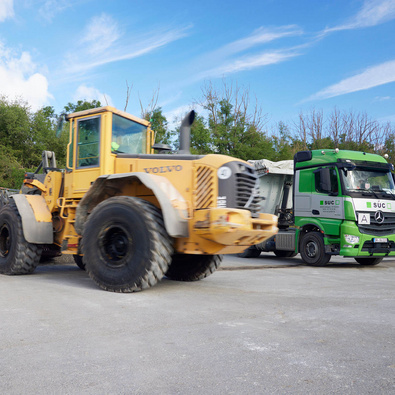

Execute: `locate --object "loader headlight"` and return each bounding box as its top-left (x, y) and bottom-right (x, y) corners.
top-left (344, 234), bottom-right (359, 244)
top-left (217, 166), bottom-right (232, 180)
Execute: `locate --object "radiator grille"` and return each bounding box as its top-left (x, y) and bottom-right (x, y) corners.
top-left (196, 166), bottom-right (215, 209)
top-left (235, 171), bottom-right (261, 216)
top-left (357, 211), bottom-right (395, 235)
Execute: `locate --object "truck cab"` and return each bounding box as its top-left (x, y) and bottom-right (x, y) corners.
top-left (249, 149), bottom-right (395, 266)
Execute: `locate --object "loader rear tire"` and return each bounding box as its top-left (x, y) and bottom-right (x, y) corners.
top-left (82, 196), bottom-right (173, 292)
top-left (165, 254), bottom-right (222, 281)
top-left (0, 201), bottom-right (42, 274)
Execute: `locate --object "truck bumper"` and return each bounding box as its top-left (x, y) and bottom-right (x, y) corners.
top-left (340, 221), bottom-right (395, 257)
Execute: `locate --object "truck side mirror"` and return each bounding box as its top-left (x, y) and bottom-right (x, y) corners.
top-left (320, 167), bottom-right (331, 192)
top-left (314, 167), bottom-right (333, 194)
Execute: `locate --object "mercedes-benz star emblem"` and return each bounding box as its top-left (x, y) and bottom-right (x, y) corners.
top-left (374, 210), bottom-right (385, 224)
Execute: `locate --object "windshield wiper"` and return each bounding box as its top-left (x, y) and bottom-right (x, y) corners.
top-left (383, 189), bottom-right (395, 200)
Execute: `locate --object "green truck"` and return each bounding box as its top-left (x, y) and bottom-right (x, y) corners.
top-left (243, 149), bottom-right (395, 266)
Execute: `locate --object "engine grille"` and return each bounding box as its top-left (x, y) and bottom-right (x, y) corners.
top-left (195, 162), bottom-right (261, 216)
top-left (235, 172), bottom-right (261, 216)
top-left (195, 165), bottom-right (215, 209)
top-left (357, 211), bottom-right (395, 235)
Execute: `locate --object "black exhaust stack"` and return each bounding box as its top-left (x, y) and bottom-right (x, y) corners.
top-left (178, 110), bottom-right (195, 155)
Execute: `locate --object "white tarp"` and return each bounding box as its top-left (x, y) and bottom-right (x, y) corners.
top-left (249, 159), bottom-right (293, 176)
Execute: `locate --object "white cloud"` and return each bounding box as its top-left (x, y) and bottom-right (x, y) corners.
top-left (323, 0), bottom-right (395, 34)
top-left (80, 13), bottom-right (120, 55)
top-left (199, 49), bottom-right (299, 79)
top-left (218, 25), bottom-right (303, 57)
top-left (63, 15), bottom-right (190, 77)
top-left (195, 26), bottom-right (304, 80)
top-left (0, 43), bottom-right (51, 110)
top-left (38, 0), bottom-right (81, 22)
top-left (373, 95), bottom-right (392, 101)
top-left (164, 104), bottom-right (202, 130)
top-left (73, 84), bottom-right (112, 106)
top-left (305, 59), bottom-right (395, 101)
top-left (0, 0), bottom-right (14, 22)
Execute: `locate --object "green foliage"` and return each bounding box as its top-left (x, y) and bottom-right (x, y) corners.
top-left (200, 98), bottom-right (272, 161)
top-left (0, 98), bottom-right (101, 188)
top-left (190, 114), bottom-right (212, 155)
top-left (64, 100), bottom-right (102, 113)
top-left (144, 107), bottom-right (175, 146)
top-left (0, 144), bottom-right (27, 189)
top-left (0, 91), bottom-right (394, 192)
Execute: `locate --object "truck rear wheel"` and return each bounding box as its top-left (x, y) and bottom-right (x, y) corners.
top-left (238, 246), bottom-right (261, 258)
top-left (300, 232), bottom-right (331, 266)
top-left (82, 196), bottom-right (173, 292)
top-left (354, 257), bottom-right (383, 266)
top-left (165, 254), bottom-right (222, 281)
top-left (0, 201), bottom-right (42, 274)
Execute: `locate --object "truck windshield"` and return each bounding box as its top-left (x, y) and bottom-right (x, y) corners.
top-left (342, 168), bottom-right (395, 197)
top-left (112, 114), bottom-right (147, 154)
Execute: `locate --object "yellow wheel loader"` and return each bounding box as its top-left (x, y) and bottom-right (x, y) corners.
top-left (0, 106), bottom-right (278, 292)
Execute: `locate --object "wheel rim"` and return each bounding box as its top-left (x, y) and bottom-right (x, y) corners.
top-left (305, 240), bottom-right (318, 259)
top-left (99, 225), bottom-right (131, 266)
top-left (0, 224), bottom-right (10, 258)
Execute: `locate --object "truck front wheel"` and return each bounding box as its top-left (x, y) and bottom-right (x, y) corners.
top-left (300, 232), bottom-right (331, 266)
top-left (0, 201), bottom-right (42, 274)
top-left (354, 257), bottom-right (383, 266)
top-left (165, 254), bottom-right (222, 281)
top-left (82, 196), bottom-right (173, 292)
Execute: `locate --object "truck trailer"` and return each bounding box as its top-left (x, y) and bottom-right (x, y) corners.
top-left (242, 149), bottom-right (395, 266)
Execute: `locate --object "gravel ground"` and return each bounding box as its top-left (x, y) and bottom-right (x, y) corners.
top-left (0, 253), bottom-right (394, 394)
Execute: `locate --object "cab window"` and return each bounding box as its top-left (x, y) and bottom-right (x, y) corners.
top-left (112, 114), bottom-right (147, 154)
top-left (315, 167), bottom-right (338, 194)
top-left (77, 116), bottom-right (100, 168)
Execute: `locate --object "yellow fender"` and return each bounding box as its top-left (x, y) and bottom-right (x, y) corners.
top-left (12, 195), bottom-right (53, 244)
top-left (74, 173), bottom-right (189, 238)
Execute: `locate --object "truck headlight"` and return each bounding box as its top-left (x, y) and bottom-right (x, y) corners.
top-left (344, 234), bottom-right (359, 244)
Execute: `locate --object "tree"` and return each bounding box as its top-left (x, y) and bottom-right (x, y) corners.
top-left (63, 100), bottom-right (102, 113)
top-left (196, 80), bottom-right (271, 160)
top-left (190, 113), bottom-right (212, 155)
top-left (143, 107), bottom-right (173, 146)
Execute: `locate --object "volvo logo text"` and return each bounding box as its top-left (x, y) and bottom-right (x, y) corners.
top-left (374, 210), bottom-right (385, 224)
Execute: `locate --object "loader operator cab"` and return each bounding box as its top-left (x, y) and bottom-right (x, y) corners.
top-left (64, 106), bottom-right (154, 196)
top-left (67, 107), bottom-right (152, 171)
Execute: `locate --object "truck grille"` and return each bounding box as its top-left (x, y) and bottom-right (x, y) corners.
top-left (357, 211), bottom-right (395, 235)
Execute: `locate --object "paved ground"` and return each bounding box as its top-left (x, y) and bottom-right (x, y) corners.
top-left (1, 253), bottom-right (394, 394)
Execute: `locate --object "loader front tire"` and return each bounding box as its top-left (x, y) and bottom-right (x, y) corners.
top-left (165, 254), bottom-right (222, 281)
top-left (82, 197), bottom-right (173, 292)
top-left (0, 201), bottom-right (42, 274)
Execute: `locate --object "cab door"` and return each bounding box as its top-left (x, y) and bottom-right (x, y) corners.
top-left (71, 115), bottom-right (102, 195)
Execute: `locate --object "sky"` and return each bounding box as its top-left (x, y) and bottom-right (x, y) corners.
top-left (0, 0), bottom-right (395, 129)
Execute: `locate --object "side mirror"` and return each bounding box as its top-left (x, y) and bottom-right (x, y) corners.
top-left (320, 167), bottom-right (331, 193)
